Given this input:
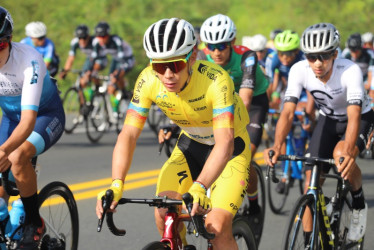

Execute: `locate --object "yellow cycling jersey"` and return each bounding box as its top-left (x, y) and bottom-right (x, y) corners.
top-left (125, 60), bottom-right (249, 145)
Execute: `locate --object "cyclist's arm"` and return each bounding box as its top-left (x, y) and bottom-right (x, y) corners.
top-left (336, 105), bottom-right (361, 179)
top-left (265, 102), bottom-right (296, 166)
top-left (239, 51), bottom-right (257, 111)
top-left (112, 125), bottom-right (142, 181)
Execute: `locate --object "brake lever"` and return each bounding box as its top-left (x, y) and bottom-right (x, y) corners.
top-left (266, 150), bottom-right (279, 183)
top-left (97, 189), bottom-right (114, 232)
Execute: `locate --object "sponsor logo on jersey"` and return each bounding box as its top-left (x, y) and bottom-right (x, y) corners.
top-left (188, 94), bottom-right (205, 103)
top-left (245, 56), bottom-right (255, 67)
top-left (31, 60), bottom-right (39, 84)
top-left (194, 106), bottom-right (207, 111)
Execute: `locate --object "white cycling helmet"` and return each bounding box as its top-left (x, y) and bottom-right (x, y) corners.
top-left (362, 32), bottom-right (374, 43)
top-left (143, 18), bottom-right (196, 59)
top-left (25, 21), bottom-right (47, 38)
top-left (249, 34), bottom-right (267, 51)
top-left (301, 23), bottom-right (340, 54)
top-left (200, 14), bottom-right (236, 44)
top-left (242, 36), bottom-right (251, 48)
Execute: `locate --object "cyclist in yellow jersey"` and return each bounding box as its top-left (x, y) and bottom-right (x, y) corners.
top-left (96, 18), bottom-right (250, 249)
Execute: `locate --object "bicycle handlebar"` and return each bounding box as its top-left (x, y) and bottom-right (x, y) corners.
top-left (97, 190), bottom-right (215, 240)
top-left (265, 150), bottom-right (345, 183)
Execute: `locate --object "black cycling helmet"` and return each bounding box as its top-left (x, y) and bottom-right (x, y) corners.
top-left (270, 28), bottom-right (283, 40)
top-left (347, 33), bottom-right (362, 50)
top-left (0, 7), bottom-right (13, 39)
top-left (95, 22), bottom-right (110, 37)
top-left (75, 25), bottom-right (89, 39)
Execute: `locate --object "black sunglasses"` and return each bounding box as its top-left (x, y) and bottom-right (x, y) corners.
top-left (278, 50), bottom-right (297, 57)
top-left (305, 52), bottom-right (335, 62)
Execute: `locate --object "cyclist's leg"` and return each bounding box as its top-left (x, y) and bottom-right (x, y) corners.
top-left (208, 131), bottom-right (250, 250)
top-left (303, 115), bottom-right (339, 237)
top-left (155, 138), bottom-right (193, 241)
top-left (11, 101), bottom-right (65, 225)
top-left (246, 94), bottom-right (268, 202)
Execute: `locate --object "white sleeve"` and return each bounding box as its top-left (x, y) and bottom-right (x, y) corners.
top-left (342, 63), bottom-right (365, 104)
top-left (21, 54), bottom-right (47, 112)
top-left (284, 61), bottom-right (305, 101)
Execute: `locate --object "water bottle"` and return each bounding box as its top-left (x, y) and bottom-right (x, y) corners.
top-left (0, 198), bottom-right (10, 250)
top-left (6, 198), bottom-right (25, 240)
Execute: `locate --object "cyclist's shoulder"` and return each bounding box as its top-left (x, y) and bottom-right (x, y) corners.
top-left (233, 45), bottom-right (250, 55)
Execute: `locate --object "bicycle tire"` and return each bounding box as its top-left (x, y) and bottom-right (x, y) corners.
top-left (85, 92), bottom-right (108, 143)
top-left (267, 161), bottom-right (290, 214)
top-left (62, 87), bottom-right (82, 134)
top-left (38, 181), bottom-right (79, 250)
top-left (232, 217), bottom-right (258, 250)
top-left (115, 97), bottom-right (130, 134)
top-left (283, 194), bottom-right (319, 250)
top-left (142, 241), bottom-right (171, 250)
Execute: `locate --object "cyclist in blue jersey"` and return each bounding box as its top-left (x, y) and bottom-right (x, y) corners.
top-left (0, 7), bottom-right (65, 249)
top-left (20, 21), bottom-right (60, 77)
top-left (199, 14), bottom-right (269, 240)
top-left (243, 34), bottom-right (273, 74)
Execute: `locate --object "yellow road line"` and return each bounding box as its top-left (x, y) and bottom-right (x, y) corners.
top-left (8, 152), bottom-right (265, 206)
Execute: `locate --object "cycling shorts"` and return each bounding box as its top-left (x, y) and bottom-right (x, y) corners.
top-left (248, 93), bottom-right (269, 147)
top-left (305, 109), bottom-right (374, 172)
top-left (109, 57), bottom-right (135, 74)
top-left (0, 93), bottom-right (65, 156)
top-left (156, 131), bottom-right (251, 216)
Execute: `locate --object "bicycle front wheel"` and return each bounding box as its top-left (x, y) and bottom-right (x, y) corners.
top-left (85, 93), bottom-right (108, 143)
top-left (267, 162), bottom-right (290, 214)
top-left (283, 194), bottom-right (318, 250)
top-left (232, 217), bottom-right (257, 250)
top-left (38, 181), bottom-right (79, 250)
top-left (62, 87), bottom-right (82, 134)
top-left (142, 241), bottom-right (171, 250)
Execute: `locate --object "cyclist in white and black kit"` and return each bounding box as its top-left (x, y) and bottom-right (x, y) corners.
top-left (264, 23), bottom-right (373, 243)
top-left (0, 7), bottom-right (65, 249)
top-left (91, 21), bottom-right (135, 95)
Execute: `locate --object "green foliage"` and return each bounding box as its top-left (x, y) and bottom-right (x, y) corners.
top-left (2, 0), bottom-right (374, 92)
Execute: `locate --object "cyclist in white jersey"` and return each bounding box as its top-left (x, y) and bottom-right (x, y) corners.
top-left (264, 23), bottom-right (373, 243)
top-left (0, 7), bottom-right (65, 249)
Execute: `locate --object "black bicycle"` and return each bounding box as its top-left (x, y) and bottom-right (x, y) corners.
top-left (0, 157), bottom-right (79, 249)
top-left (266, 152), bottom-right (365, 249)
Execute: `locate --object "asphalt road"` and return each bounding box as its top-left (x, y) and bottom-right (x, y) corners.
top-left (36, 124), bottom-right (374, 250)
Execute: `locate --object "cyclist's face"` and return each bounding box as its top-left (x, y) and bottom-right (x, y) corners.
top-left (79, 37), bottom-right (90, 47)
top-left (349, 48), bottom-right (362, 60)
top-left (153, 55), bottom-right (191, 93)
top-left (97, 35), bottom-right (109, 46)
top-left (256, 49), bottom-right (267, 61)
top-left (277, 50), bottom-right (298, 66)
top-left (207, 40), bottom-right (234, 67)
top-left (31, 37), bottom-right (45, 47)
top-left (307, 51), bottom-right (337, 82)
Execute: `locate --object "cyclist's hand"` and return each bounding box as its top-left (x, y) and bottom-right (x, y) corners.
top-left (186, 182), bottom-right (211, 216)
top-left (335, 153), bottom-right (356, 180)
top-left (96, 179), bottom-right (123, 219)
top-left (263, 148), bottom-right (280, 167)
top-left (158, 128), bottom-right (172, 144)
top-left (59, 70), bottom-right (68, 80)
top-left (0, 149), bottom-right (11, 172)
